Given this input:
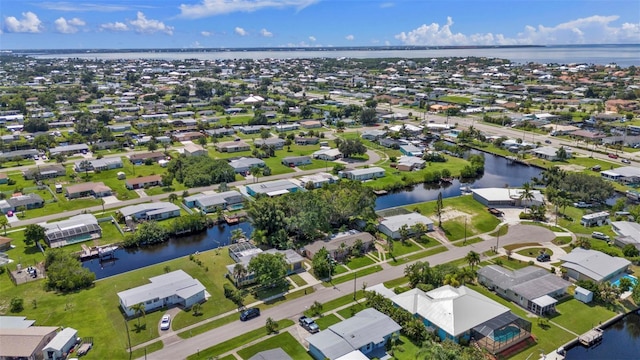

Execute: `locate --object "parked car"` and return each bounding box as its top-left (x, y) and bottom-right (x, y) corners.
top-left (608, 153), bottom-right (618, 159)
top-left (536, 253), bottom-right (551, 262)
top-left (240, 308), bottom-right (260, 321)
top-left (591, 232), bottom-right (610, 240)
top-left (160, 315), bottom-right (171, 330)
top-left (621, 159), bottom-right (631, 164)
top-left (544, 139), bottom-right (552, 144)
top-left (299, 316), bottom-right (320, 333)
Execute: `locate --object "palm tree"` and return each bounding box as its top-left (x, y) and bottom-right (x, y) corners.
top-left (0, 216), bottom-right (10, 235)
top-left (575, 237), bottom-right (592, 249)
top-left (233, 263), bottom-right (247, 285)
top-left (168, 193), bottom-right (178, 203)
top-left (443, 273), bottom-right (460, 287)
top-left (519, 182), bottom-right (535, 213)
top-left (230, 229), bottom-right (245, 243)
top-left (192, 302), bottom-right (202, 316)
top-left (465, 251), bottom-right (481, 270)
top-left (131, 303), bottom-right (146, 326)
top-left (249, 166), bottom-right (262, 183)
top-left (398, 224), bottom-right (410, 244)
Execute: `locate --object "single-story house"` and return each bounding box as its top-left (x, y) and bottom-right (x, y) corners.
top-left (42, 327), bottom-right (77, 360)
top-left (49, 144), bottom-right (89, 156)
top-left (391, 285), bottom-right (531, 354)
top-left (580, 211), bottom-right (609, 227)
top-left (65, 182), bottom-right (112, 199)
top-left (340, 167), bottom-right (385, 181)
top-left (531, 146), bottom-right (572, 161)
top-left (396, 156), bottom-right (426, 171)
top-left (205, 128), bottom-right (235, 137)
top-left (611, 221), bottom-right (640, 250)
top-left (0, 326), bottom-right (59, 360)
top-left (378, 138), bottom-right (403, 148)
top-left (246, 179), bottom-right (299, 197)
top-left (0, 236), bottom-right (12, 251)
top-left (0, 173), bottom-right (7, 184)
top-left (119, 202), bottom-right (180, 221)
top-left (229, 157), bottom-right (265, 174)
top-left (118, 270), bottom-right (206, 317)
top-left (128, 152), bottom-right (166, 165)
top-left (239, 125), bottom-right (270, 134)
top-left (216, 141), bottom-right (251, 153)
top-left (559, 248), bottom-right (631, 283)
top-left (6, 193), bottom-right (44, 211)
top-left (226, 242), bottom-right (304, 286)
top-left (184, 191), bottom-right (244, 213)
top-left (22, 165), bottom-right (66, 180)
top-left (273, 123), bottom-right (299, 132)
top-left (248, 349), bottom-right (293, 360)
top-left (0, 149), bottom-right (38, 160)
top-left (183, 142), bottom-right (206, 156)
top-left (43, 214), bottom-right (102, 248)
top-left (254, 138), bottom-right (285, 149)
top-left (378, 213), bottom-right (434, 239)
top-left (400, 144), bottom-right (423, 157)
top-left (282, 156), bottom-right (312, 167)
top-left (313, 148), bottom-right (343, 161)
top-left (471, 188), bottom-right (544, 207)
top-left (74, 158), bottom-right (123, 172)
top-left (361, 129), bottom-right (387, 141)
top-left (303, 230), bottom-right (375, 262)
top-left (295, 137), bottom-right (320, 145)
top-left (174, 131), bottom-right (205, 142)
top-left (125, 175), bottom-right (163, 190)
top-left (600, 166), bottom-right (640, 184)
top-left (292, 172), bottom-right (338, 189)
top-left (307, 308), bottom-right (401, 360)
top-left (300, 120), bottom-right (322, 129)
top-left (477, 265), bottom-right (571, 315)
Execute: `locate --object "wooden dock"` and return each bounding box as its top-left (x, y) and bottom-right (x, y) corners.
top-left (578, 328), bottom-right (603, 347)
top-left (372, 190), bottom-right (388, 196)
top-left (79, 244), bottom-right (118, 261)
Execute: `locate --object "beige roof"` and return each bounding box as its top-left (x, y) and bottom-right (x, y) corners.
top-left (126, 174), bottom-right (162, 186)
top-left (66, 181), bottom-right (111, 194)
top-left (0, 327), bottom-right (58, 358)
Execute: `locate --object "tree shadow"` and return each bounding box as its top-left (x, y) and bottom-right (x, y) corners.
top-left (133, 323), bottom-right (146, 333)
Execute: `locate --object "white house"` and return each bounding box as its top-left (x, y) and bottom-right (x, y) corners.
top-left (471, 188), bottom-right (544, 207)
top-left (340, 167), bottom-right (385, 181)
top-left (119, 202), bottom-right (180, 221)
top-left (42, 328), bottom-right (77, 360)
top-left (531, 146), bottom-right (572, 161)
top-left (580, 211), bottom-right (609, 227)
top-left (378, 213), bottom-right (434, 239)
top-left (559, 248), bottom-right (631, 283)
top-left (117, 270), bottom-right (206, 316)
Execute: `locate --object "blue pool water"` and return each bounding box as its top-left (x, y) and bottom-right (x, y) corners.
top-left (610, 274), bottom-right (638, 288)
top-left (493, 326), bottom-right (521, 342)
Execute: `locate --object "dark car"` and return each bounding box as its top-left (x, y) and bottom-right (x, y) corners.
top-left (299, 316), bottom-right (320, 333)
top-left (536, 253), bottom-right (551, 262)
top-left (240, 308), bottom-right (260, 321)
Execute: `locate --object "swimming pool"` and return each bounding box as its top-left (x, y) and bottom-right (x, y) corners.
top-left (493, 325), bottom-right (521, 342)
top-left (610, 274), bottom-right (638, 289)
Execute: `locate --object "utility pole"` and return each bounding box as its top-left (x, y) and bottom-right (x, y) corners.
top-left (353, 271), bottom-right (357, 300)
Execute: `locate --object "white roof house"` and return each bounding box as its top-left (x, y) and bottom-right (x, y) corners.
top-left (559, 248), bottom-right (631, 283)
top-left (42, 214), bottom-right (102, 248)
top-left (42, 327), bottom-right (77, 360)
top-left (600, 166), bottom-right (640, 184)
top-left (117, 270), bottom-right (206, 316)
top-left (378, 212), bottom-right (434, 239)
top-left (612, 221), bottom-right (640, 250)
top-left (119, 202), bottom-right (180, 221)
top-left (471, 187), bottom-right (544, 207)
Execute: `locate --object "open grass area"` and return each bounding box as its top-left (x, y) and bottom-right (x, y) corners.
top-left (557, 206), bottom-right (617, 238)
top-left (130, 340), bottom-right (164, 359)
top-left (336, 302), bottom-right (367, 319)
top-left (484, 256), bottom-right (533, 270)
top-left (451, 237), bottom-right (483, 247)
top-left (0, 248), bottom-right (245, 360)
top-left (551, 298), bottom-right (617, 334)
top-left (314, 313), bottom-right (342, 330)
top-left (504, 242), bottom-right (542, 251)
top-left (328, 266), bottom-right (383, 285)
top-left (383, 276), bottom-right (409, 289)
top-left (288, 273), bottom-right (307, 287)
top-left (186, 319), bottom-right (294, 360)
top-left (236, 331), bottom-right (312, 360)
top-left (304, 291), bottom-right (365, 317)
top-left (388, 246), bottom-right (448, 266)
top-left (489, 224), bottom-right (509, 237)
top-left (176, 313), bottom-right (238, 339)
top-left (409, 196), bottom-right (500, 241)
top-left (553, 236), bottom-right (573, 246)
top-left (388, 240), bottom-right (421, 258)
top-left (344, 255), bottom-right (375, 269)
top-left (365, 156), bottom-right (471, 191)
top-left (439, 95), bottom-right (472, 104)
top-left (516, 247), bottom-right (554, 257)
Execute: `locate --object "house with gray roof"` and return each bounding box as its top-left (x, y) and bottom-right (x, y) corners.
top-left (559, 248), bottom-right (631, 283)
top-left (531, 146), bottom-right (572, 161)
top-left (117, 270), bottom-right (206, 317)
top-left (42, 327), bottom-right (77, 360)
top-left (184, 191), bottom-right (244, 213)
top-left (49, 144), bottom-right (89, 156)
top-left (600, 166), bottom-right (640, 184)
top-left (612, 221), bottom-right (640, 250)
top-left (281, 156), bottom-right (312, 167)
top-left (253, 138), bottom-right (285, 149)
top-left (22, 165), bottom-right (66, 180)
top-left (307, 308), bottom-right (401, 360)
top-left (378, 212), bottom-right (434, 239)
top-left (340, 167), bottom-right (385, 181)
top-left (248, 348), bottom-right (292, 360)
top-left (0, 326), bottom-right (59, 360)
top-left (471, 187), bottom-right (544, 207)
top-left (65, 182), bottom-right (112, 199)
top-left (42, 214), bottom-right (102, 248)
top-left (6, 193), bottom-right (44, 211)
top-left (477, 265), bottom-right (571, 314)
top-left (246, 179), bottom-right (299, 197)
top-left (119, 202), bottom-right (180, 221)
top-left (229, 157), bottom-right (265, 174)
top-left (391, 285), bottom-right (531, 354)
top-left (74, 157), bottom-right (123, 172)
top-left (303, 230), bottom-right (375, 262)
top-left (226, 242), bottom-right (304, 286)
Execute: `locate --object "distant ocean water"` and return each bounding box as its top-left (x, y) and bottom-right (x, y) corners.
top-left (32, 44), bottom-right (640, 66)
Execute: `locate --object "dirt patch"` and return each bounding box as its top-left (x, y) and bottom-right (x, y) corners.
top-left (556, 164), bottom-right (585, 172)
top-left (440, 207), bottom-right (473, 222)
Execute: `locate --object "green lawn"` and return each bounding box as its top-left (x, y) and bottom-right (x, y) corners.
top-left (314, 313), bottom-right (342, 330)
top-left (551, 298), bottom-right (616, 334)
top-left (484, 256), bottom-right (533, 270)
top-left (304, 291), bottom-right (365, 317)
top-left (289, 273), bottom-right (307, 287)
top-left (328, 266), bottom-right (383, 285)
top-left (187, 319), bottom-right (294, 360)
top-left (516, 247), bottom-right (554, 257)
top-left (451, 237), bottom-right (483, 247)
top-left (383, 276), bottom-right (409, 289)
top-left (130, 340), bottom-right (164, 359)
top-left (553, 236), bottom-right (573, 246)
top-left (336, 303), bottom-right (367, 319)
top-left (345, 256), bottom-right (375, 269)
top-left (388, 246), bottom-right (448, 266)
top-left (389, 240), bottom-right (421, 258)
top-left (489, 224), bottom-right (509, 237)
top-left (236, 331), bottom-right (312, 360)
top-left (177, 313), bottom-right (238, 339)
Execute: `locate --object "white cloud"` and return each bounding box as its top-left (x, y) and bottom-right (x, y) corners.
top-left (308, 36), bottom-right (316, 42)
top-left (4, 11), bottom-right (43, 33)
top-left (37, 2), bottom-right (132, 12)
top-left (54, 17), bottom-right (86, 34)
top-left (100, 21), bottom-right (129, 32)
top-left (191, 41), bottom-right (203, 48)
top-left (395, 15), bottom-right (640, 46)
top-left (260, 28), bottom-right (273, 37)
top-left (129, 11), bottom-right (173, 35)
top-left (380, 2), bottom-right (394, 8)
top-left (179, 0), bottom-right (320, 19)
top-left (201, 31), bottom-right (212, 37)
top-left (235, 27), bottom-right (248, 36)
top-left (345, 34), bottom-right (354, 41)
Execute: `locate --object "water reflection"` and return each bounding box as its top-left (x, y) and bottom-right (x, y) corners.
top-left (566, 312), bottom-right (640, 359)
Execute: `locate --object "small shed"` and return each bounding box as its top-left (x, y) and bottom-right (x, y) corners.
top-left (574, 286), bottom-right (593, 304)
top-left (42, 327), bottom-right (78, 360)
top-left (117, 171), bottom-right (126, 180)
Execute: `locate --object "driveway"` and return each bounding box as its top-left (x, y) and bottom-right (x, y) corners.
top-left (496, 224), bottom-right (556, 248)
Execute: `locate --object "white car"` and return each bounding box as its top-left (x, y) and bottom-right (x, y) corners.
top-left (160, 315), bottom-right (171, 330)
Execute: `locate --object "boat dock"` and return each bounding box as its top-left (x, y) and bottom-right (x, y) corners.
top-left (578, 328), bottom-right (603, 347)
top-left (79, 244), bottom-right (118, 261)
top-left (372, 190), bottom-right (388, 196)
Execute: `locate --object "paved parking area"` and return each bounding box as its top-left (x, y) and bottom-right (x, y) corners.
top-left (498, 224), bottom-right (556, 247)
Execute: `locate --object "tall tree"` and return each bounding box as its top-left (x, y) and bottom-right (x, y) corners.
top-left (312, 247), bottom-right (332, 279)
top-left (436, 192), bottom-right (444, 227)
top-left (24, 224), bottom-right (45, 246)
top-left (248, 252), bottom-right (288, 286)
top-left (519, 182), bottom-right (535, 213)
top-left (465, 251), bottom-right (481, 270)
top-left (0, 216), bottom-right (10, 236)
top-left (131, 303), bottom-right (146, 327)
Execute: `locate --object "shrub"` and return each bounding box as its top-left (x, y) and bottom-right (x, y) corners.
top-left (10, 297), bottom-right (24, 313)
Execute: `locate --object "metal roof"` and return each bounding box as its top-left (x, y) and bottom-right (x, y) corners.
top-left (560, 248), bottom-right (631, 282)
top-left (43, 327), bottom-right (77, 352)
top-left (117, 270), bottom-right (205, 307)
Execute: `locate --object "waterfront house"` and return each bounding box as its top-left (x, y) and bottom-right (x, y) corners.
top-left (600, 166), bottom-right (640, 185)
top-left (559, 248), bottom-right (631, 283)
top-left (118, 270), bottom-right (206, 317)
top-left (378, 212), bottom-right (434, 239)
top-left (339, 167), bottom-right (385, 181)
top-left (186, 191), bottom-right (244, 213)
top-left (531, 146), bottom-right (572, 161)
top-left (396, 156), bottom-right (426, 171)
top-left (43, 214), bottom-right (102, 248)
top-left (226, 242), bottom-right (304, 287)
top-left (580, 211), bottom-right (609, 227)
top-left (303, 230), bottom-right (374, 262)
top-left (119, 202), bottom-right (180, 221)
top-left (471, 188), bottom-right (544, 207)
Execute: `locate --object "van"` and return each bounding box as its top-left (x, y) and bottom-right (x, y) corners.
top-left (240, 308), bottom-right (260, 321)
top-left (591, 232), bottom-right (610, 240)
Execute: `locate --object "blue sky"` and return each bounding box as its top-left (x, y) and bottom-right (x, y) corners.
top-left (1, 0), bottom-right (639, 49)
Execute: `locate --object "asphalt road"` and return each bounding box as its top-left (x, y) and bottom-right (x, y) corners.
top-left (144, 224), bottom-right (552, 360)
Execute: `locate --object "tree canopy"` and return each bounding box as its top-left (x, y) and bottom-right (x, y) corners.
top-left (248, 252), bottom-right (288, 286)
top-left (167, 155), bottom-right (235, 188)
top-left (45, 249), bottom-right (95, 292)
top-left (542, 167), bottom-right (615, 204)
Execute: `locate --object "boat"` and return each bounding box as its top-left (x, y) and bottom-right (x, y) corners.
top-left (460, 186), bottom-right (473, 194)
top-left (626, 190), bottom-right (640, 202)
top-left (440, 177), bottom-right (454, 183)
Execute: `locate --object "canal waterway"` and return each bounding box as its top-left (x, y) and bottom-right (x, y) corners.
top-left (565, 311), bottom-right (640, 359)
top-left (87, 150), bottom-right (541, 279)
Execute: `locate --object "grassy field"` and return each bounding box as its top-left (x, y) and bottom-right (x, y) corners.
top-left (304, 291), bottom-right (365, 317)
top-left (314, 313), bottom-right (342, 330)
top-left (388, 246), bottom-right (448, 266)
top-left (482, 256), bottom-right (533, 270)
top-left (288, 273), bottom-right (307, 287)
top-left (551, 298), bottom-right (617, 334)
top-left (344, 255), bottom-right (375, 269)
top-left (336, 302), bottom-right (367, 319)
top-left (0, 248), bottom-right (247, 360)
top-left (327, 266), bottom-right (383, 285)
top-left (388, 240), bottom-right (421, 258)
top-left (236, 331), bottom-right (312, 360)
top-left (516, 247), bottom-right (554, 257)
